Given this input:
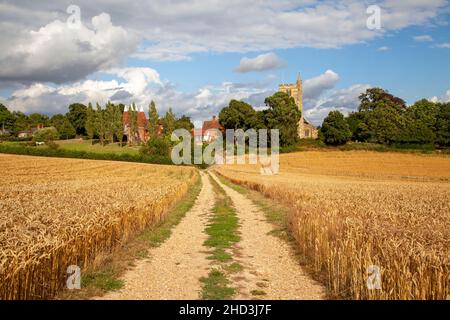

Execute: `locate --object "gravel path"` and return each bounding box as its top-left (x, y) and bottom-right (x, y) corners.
top-left (97, 170), bottom-right (325, 300)
top-left (209, 172), bottom-right (325, 300)
top-left (99, 172), bottom-right (214, 300)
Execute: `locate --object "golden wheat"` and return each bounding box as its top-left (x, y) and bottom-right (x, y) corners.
top-left (215, 151), bottom-right (450, 300)
top-left (0, 154), bottom-right (197, 300)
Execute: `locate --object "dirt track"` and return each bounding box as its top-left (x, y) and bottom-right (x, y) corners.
top-left (209, 172), bottom-right (325, 300)
top-left (98, 170), bottom-right (325, 300)
top-left (99, 172), bottom-right (213, 300)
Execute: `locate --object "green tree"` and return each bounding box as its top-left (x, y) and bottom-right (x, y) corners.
top-left (357, 88), bottom-right (407, 144)
top-left (175, 115), bottom-right (194, 131)
top-left (0, 104), bottom-right (14, 132)
top-left (11, 111), bottom-right (30, 135)
top-left (113, 104), bottom-right (124, 146)
top-left (33, 127), bottom-right (59, 142)
top-left (346, 112), bottom-right (370, 142)
top-left (140, 136), bottom-right (171, 157)
top-left (105, 102), bottom-right (116, 144)
top-left (67, 103), bottom-right (87, 136)
top-left (435, 102), bottom-right (450, 147)
top-left (320, 110), bottom-right (352, 146)
top-left (163, 107), bottom-right (176, 136)
top-left (263, 92), bottom-right (301, 147)
top-left (400, 99), bottom-right (437, 144)
top-left (29, 113), bottom-right (50, 127)
top-left (95, 103), bottom-right (107, 146)
top-left (50, 114), bottom-right (75, 139)
top-left (219, 100), bottom-right (261, 131)
top-left (85, 103), bottom-right (96, 144)
top-left (147, 101), bottom-right (159, 137)
top-left (359, 88), bottom-right (407, 113)
top-left (367, 106), bottom-right (405, 144)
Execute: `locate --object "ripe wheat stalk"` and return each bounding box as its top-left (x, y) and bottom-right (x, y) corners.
top-left (215, 151), bottom-right (450, 300)
top-left (0, 154), bottom-right (197, 300)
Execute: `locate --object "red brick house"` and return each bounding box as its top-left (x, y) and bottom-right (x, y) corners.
top-left (192, 116), bottom-right (224, 144)
top-left (122, 105), bottom-right (163, 144)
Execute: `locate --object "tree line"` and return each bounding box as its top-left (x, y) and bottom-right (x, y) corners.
top-left (0, 101), bottom-right (194, 146)
top-left (320, 88), bottom-right (450, 148)
top-left (218, 88), bottom-right (449, 149)
top-left (2, 87), bottom-right (449, 151)
top-left (219, 91), bottom-right (302, 147)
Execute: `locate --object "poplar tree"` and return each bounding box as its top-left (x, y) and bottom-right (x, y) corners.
top-left (148, 100), bottom-right (159, 138)
top-left (114, 104), bottom-right (124, 147)
top-left (105, 102), bottom-right (115, 144)
top-left (95, 103), bottom-right (106, 146)
top-left (85, 103), bottom-right (96, 144)
top-left (163, 107), bottom-right (176, 136)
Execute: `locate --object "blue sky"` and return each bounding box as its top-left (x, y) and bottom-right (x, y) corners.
top-left (0, 1), bottom-right (449, 125)
top-left (129, 19), bottom-right (450, 103)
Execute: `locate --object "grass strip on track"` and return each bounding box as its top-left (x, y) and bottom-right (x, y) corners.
top-left (200, 174), bottom-right (241, 300)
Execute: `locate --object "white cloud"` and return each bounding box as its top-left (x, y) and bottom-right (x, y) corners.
top-left (3, 68), bottom-right (355, 125)
top-left (305, 84), bottom-right (371, 125)
top-left (0, 0), bottom-right (447, 73)
top-left (436, 43), bottom-right (450, 48)
top-left (430, 89), bottom-right (450, 102)
top-left (413, 35), bottom-right (434, 42)
top-left (6, 68), bottom-right (162, 114)
top-left (303, 70), bottom-right (340, 99)
top-left (377, 46), bottom-right (390, 51)
top-left (0, 12), bottom-right (138, 83)
top-left (234, 53), bottom-right (286, 73)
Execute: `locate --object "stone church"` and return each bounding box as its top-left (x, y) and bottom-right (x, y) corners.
top-left (279, 74), bottom-right (318, 139)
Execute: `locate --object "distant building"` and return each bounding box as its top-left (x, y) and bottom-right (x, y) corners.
top-left (17, 123), bottom-right (44, 138)
top-left (192, 116), bottom-right (225, 145)
top-left (202, 116), bottom-right (224, 143)
top-left (279, 74), bottom-right (318, 139)
top-left (122, 105), bottom-right (163, 144)
top-left (192, 128), bottom-right (204, 145)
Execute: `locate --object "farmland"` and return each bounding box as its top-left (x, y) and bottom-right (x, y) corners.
top-left (214, 151), bottom-right (450, 299)
top-left (0, 154), bottom-right (197, 299)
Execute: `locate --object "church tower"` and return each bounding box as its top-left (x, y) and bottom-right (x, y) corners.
top-left (278, 72), bottom-right (318, 139)
top-left (278, 73), bottom-right (303, 113)
top-left (296, 72), bottom-right (303, 117)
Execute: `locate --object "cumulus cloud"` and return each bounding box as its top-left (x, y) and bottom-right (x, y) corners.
top-left (436, 43), bottom-right (450, 48)
top-left (0, 0), bottom-right (447, 69)
top-left (4, 66), bottom-right (265, 123)
top-left (430, 89), bottom-right (450, 102)
top-left (413, 35), bottom-right (434, 42)
top-left (6, 68), bottom-right (162, 114)
top-left (377, 46), bottom-right (390, 51)
top-left (303, 70), bottom-right (340, 100)
top-left (0, 12), bottom-right (138, 84)
top-left (234, 53), bottom-right (286, 73)
top-left (304, 84), bottom-right (371, 125)
top-left (3, 66), bottom-right (369, 126)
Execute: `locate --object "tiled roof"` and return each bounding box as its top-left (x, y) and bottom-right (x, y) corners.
top-left (202, 118), bottom-right (224, 133)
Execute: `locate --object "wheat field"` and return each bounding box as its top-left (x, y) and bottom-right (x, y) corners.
top-left (215, 151), bottom-right (450, 300)
top-left (0, 154), bottom-right (197, 300)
